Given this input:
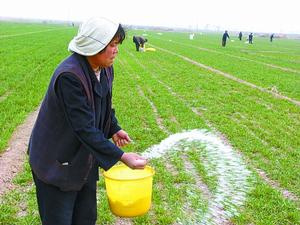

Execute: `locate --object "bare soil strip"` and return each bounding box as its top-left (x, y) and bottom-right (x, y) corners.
top-left (150, 44), bottom-right (300, 107)
top-left (0, 108), bottom-right (39, 195)
top-left (182, 155), bottom-right (212, 200)
top-left (137, 85), bottom-right (170, 135)
top-left (114, 217), bottom-right (132, 225)
top-left (0, 28), bottom-right (70, 39)
top-left (255, 168), bottom-right (299, 202)
top-left (0, 91), bottom-right (13, 103)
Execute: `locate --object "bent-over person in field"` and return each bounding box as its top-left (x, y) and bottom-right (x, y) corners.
top-left (133, 35), bottom-right (148, 51)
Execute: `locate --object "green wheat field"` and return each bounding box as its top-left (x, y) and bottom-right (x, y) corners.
top-left (0, 21), bottom-right (299, 225)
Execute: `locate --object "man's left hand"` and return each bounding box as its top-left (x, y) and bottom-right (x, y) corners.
top-left (112, 130), bottom-right (132, 147)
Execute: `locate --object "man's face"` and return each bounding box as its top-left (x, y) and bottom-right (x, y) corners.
top-left (95, 38), bottom-right (119, 68)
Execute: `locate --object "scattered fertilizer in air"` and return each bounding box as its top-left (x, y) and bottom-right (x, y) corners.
top-left (142, 129), bottom-right (252, 224)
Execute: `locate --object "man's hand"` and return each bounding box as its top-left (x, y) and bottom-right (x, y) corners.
top-left (112, 130), bottom-right (131, 147)
top-left (120, 153), bottom-right (148, 169)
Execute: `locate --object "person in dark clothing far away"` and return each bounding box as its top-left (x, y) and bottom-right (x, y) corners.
top-left (222, 30), bottom-right (230, 47)
top-left (133, 36), bottom-right (148, 51)
top-left (270, 33), bottom-right (274, 42)
top-left (248, 33), bottom-right (253, 44)
top-left (238, 32), bottom-right (242, 41)
top-left (28, 17), bottom-right (147, 225)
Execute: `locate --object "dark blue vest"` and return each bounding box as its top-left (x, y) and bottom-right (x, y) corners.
top-left (29, 53), bottom-right (114, 191)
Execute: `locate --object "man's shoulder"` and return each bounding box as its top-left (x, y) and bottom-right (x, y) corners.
top-left (55, 54), bottom-right (86, 76)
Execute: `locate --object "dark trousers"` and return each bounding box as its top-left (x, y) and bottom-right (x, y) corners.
top-left (222, 39), bottom-right (226, 47)
top-left (134, 42), bottom-right (140, 51)
top-left (32, 172), bottom-right (97, 225)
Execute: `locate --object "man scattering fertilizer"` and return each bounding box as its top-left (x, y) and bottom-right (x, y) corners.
top-left (133, 35), bottom-right (148, 51)
top-left (28, 17), bottom-right (147, 225)
top-left (222, 30), bottom-right (230, 47)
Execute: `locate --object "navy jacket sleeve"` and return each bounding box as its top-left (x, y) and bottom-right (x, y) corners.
top-left (108, 109), bottom-right (121, 138)
top-left (56, 72), bottom-right (124, 170)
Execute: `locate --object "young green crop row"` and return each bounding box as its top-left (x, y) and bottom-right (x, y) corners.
top-left (155, 31), bottom-right (300, 69)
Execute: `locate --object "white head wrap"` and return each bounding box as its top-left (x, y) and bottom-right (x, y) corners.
top-left (68, 17), bottom-right (119, 56)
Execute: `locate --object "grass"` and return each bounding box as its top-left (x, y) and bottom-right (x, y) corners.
top-left (0, 22), bottom-right (299, 224)
top-left (0, 24), bottom-right (76, 152)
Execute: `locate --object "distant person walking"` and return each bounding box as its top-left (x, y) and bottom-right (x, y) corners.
top-left (238, 32), bottom-right (242, 41)
top-left (222, 30), bottom-right (230, 47)
top-left (270, 33), bottom-right (274, 42)
top-left (248, 33), bottom-right (253, 44)
top-left (133, 36), bottom-right (148, 51)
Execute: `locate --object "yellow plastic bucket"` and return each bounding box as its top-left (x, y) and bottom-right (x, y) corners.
top-left (103, 164), bottom-right (155, 217)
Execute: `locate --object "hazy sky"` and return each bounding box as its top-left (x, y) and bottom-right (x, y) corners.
top-left (1, 0), bottom-right (299, 34)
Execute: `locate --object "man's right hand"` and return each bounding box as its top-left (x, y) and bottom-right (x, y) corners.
top-left (120, 153), bottom-right (148, 169)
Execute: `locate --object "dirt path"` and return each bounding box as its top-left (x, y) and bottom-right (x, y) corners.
top-left (137, 85), bottom-right (170, 135)
top-left (0, 108), bottom-right (39, 195)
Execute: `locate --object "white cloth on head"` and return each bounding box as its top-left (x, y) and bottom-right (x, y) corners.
top-left (68, 17), bottom-right (119, 56)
